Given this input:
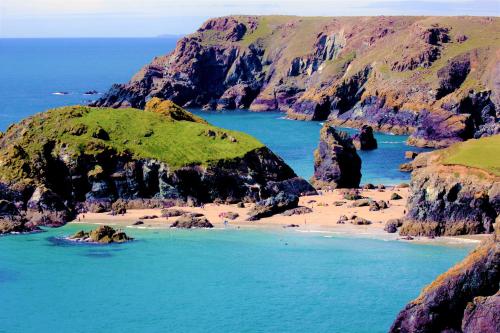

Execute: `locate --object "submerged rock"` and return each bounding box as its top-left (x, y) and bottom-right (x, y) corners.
top-left (312, 125), bottom-right (361, 189)
top-left (68, 225), bottom-right (133, 244)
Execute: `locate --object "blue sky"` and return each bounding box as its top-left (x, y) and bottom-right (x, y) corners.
top-left (1, 0), bottom-right (498, 37)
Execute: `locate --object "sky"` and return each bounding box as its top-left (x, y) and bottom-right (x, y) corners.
top-left (0, 0), bottom-right (498, 37)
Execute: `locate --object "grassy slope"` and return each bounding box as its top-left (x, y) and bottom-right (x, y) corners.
top-left (440, 135), bottom-right (500, 176)
top-left (0, 106), bottom-right (264, 182)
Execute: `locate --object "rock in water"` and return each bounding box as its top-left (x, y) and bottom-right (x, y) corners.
top-left (352, 125), bottom-right (378, 150)
top-left (389, 225), bottom-right (500, 333)
top-left (68, 225), bottom-right (133, 243)
top-left (312, 125), bottom-right (361, 189)
top-left (247, 192), bottom-right (299, 221)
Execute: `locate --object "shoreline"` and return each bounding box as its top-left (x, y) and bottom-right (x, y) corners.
top-left (70, 187), bottom-right (486, 247)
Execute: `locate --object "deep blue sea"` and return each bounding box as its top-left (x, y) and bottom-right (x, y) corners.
top-left (0, 38), bottom-right (466, 333)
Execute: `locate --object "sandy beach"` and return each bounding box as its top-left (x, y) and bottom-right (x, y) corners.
top-left (71, 187), bottom-right (486, 246)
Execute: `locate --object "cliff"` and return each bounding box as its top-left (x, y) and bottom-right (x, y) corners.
top-left (93, 16), bottom-right (499, 148)
top-left (0, 102), bottom-right (314, 233)
top-left (390, 223), bottom-right (500, 333)
top-left (401, 135), bottom-right (500, 236)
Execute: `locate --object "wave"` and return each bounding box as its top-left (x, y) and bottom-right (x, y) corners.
top-left (51, 92), bottom-right (69, 95)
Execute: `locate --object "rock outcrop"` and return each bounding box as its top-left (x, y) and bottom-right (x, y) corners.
top-left (389, 224), bottom-right (500, 333)
top-left (352, 125), bottom-right (377, 150)
top-left (170, 215), bottom-right (213, 228)
top-left (92, 16), bottom-right (499, 148)
top-left (247, 192), bottom-right (299, 220)
top-left (401, 136), bottom-right (500, 237)
top-left (311, 124), bottom-right (361, 189)
top-left (68, 225), bottom-right (133, 243)
top-left (0, 105), bottom-right (314, 234)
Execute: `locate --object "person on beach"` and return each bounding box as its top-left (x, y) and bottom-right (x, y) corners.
top-left (223, 220), bottom-right (228, 227)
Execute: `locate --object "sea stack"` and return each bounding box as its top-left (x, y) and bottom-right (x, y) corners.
top-left (311, 124), bottom-right (361, 189)
top-left (352, 125), bottom-right (377, 150)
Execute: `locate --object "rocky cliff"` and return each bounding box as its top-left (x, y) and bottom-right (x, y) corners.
top-left (390, 223), bottom-right (500, 333)
top-left (401, 135), bottom-right (500, 236)
top-left (93, 16), bottom-right (499, 148)
top-left (0, 101), bottom-right (314, 234)
top-left (311, 124), bottom-right (361, 189)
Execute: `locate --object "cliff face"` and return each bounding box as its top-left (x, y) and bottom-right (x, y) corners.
top-left (390, 229), bottom-right (499, 333)
top-left (93, 16), bottom-right (500, 148)
top-left (0, 104), bottom-right (314, 233)
top-left (311, 124), bottom-right (361, 189)
top-left (401, 135), bottom-right (500, 237)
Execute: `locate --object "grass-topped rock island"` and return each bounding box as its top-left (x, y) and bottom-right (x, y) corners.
top-left (0, 98), bottom-right (314, 234)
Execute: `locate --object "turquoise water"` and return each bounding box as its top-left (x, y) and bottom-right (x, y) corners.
top-left (192, 110), bottom-right (429, 184)
top-left (0, 225), bottom-right (471, 333)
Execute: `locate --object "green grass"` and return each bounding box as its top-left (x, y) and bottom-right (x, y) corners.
top-left (0, 106), bottom-right (264, 182)
top-left (441, 135), bottom-right (500, 176)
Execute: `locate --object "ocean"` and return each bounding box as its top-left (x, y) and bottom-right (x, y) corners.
top-left (0, 38), bottom-right (468, 333)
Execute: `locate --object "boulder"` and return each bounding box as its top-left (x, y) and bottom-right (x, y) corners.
top-left (312, 125), bottom-right (361, 189)
top-left (351, 216), bottom-right (372, 225)
top-left (399, 162), bottom-right (413, 172)
top-left (220, 211), bottom-right (239, 220)
top-left (161, 209), bottom-right (187, 218)
top-left (247, 192), bottom-right (299, 221)
top-left (281, 206), bottom-right (313, 216)
top-left (349, 199), bottom-right (372, 207)
top-left (352, 125), bottom-right (378, 150)
top-left (384, 218), bottom-right (403, 233)
top-left (170, 215), bottom-right (213, 229)
top-left (390, 193), bottom-right (403, 200)
top-left (404, 151), bottom-right (419, 159)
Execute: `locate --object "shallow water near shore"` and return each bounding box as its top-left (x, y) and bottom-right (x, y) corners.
top-left (0, 224), bottom-right (471, 333)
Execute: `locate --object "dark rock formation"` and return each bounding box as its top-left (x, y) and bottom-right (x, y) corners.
top-left (384, 218), bottom-right (403, 233)
top-left (0, 105), bottom-right (314, 234)
top-left (389, 227), bottom-right (499, 333)
top-left (281, 206), bottom-right (313, 216)
top-left (170, 215), bottom-right (213, 228)
top-left (462, 292), bottom-right (500, 333)
top-left (68, 225), bottom-right (133, 243)
top-left (401, 150), bottom-right (499, 237)
top-left (247, 192), bottom-right (299, 221)
top-left (352, 125), bottom-right (377, 150)
top-left (92, 16), bottom-right (499, 148)
top-left (312, 125), bottom-right (361, 189)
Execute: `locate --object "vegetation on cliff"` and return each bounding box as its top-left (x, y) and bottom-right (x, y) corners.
top-left (0, 101), bottom-right (314, 233)
top-left (402, 135), bottom-right (500, 236)
top-left (0, 104), bottom-right (263, 184)
top-left (441, 135), bottom-right (500, 176)
top-left (94, 15), bottom-right (499, 147)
